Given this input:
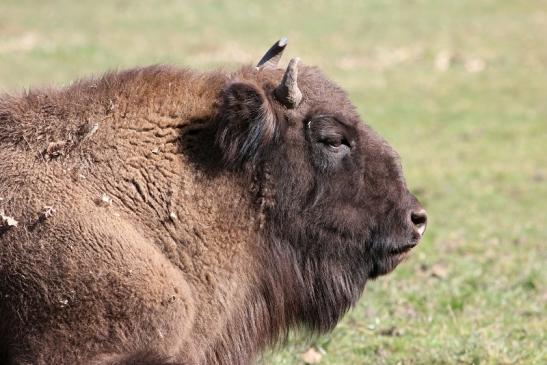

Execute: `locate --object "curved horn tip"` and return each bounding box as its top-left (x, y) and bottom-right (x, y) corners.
top-left (274, 57), bottom-right (303, 108)
top-left (288, 57), bottom-right (300, 68)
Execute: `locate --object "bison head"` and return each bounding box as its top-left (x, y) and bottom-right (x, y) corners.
top-left (214, 38), bottom-right (427, 333)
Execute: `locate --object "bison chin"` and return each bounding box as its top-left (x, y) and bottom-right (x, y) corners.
top-left (368, 238), bottom-right (419, 279)
top-left (369, 251), bottom-right (410, 279)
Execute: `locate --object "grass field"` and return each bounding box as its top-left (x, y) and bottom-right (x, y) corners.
top-left (1, 0), bottom-right (545, 364)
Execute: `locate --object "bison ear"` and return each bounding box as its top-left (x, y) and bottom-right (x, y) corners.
top-left (216, 81), bottom-right (277, 169)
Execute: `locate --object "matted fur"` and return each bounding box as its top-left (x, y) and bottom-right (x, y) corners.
top-left (0, 61), bottom-right (425, 364)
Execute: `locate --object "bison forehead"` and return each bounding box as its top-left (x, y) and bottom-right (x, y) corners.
top-left (238, 64), bottom-right (358, 120)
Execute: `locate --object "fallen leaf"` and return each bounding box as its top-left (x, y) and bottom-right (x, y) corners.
top-left (430, 263), bottom-right (449, 279)
top-left (301, 347), bottom-right (322, 364)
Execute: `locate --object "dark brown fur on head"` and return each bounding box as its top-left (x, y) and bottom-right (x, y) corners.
top-left (214, 63), bottom-right (426, 335)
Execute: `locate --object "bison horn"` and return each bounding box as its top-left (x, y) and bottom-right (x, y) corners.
top-left (274, 58), bottom-right (302, 108)
top-left (256, 37), bottom-right (288, 69)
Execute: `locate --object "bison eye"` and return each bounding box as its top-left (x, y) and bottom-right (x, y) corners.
top-left (320, 135), bottom-right (351, 151)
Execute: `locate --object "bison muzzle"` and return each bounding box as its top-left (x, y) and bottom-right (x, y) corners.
top-left (0, 38), bottom-right (427, 364)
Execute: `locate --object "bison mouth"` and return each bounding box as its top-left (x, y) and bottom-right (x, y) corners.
top-left (389, 243), bottom-right (417, 256)
top-left (369, 242), bottom-right (419, 279)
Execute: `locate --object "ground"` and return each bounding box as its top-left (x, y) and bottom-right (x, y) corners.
top-left (0, 1), bottom-right (545, 364)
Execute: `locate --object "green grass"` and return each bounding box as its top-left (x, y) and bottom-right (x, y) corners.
top-left (1, 0), bottom-right (545, 364)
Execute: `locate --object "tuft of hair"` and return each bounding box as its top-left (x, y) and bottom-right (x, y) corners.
top-left (215, 81), bottom-right (278, 169)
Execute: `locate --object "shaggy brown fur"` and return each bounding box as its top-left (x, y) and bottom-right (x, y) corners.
top-left (0, 52), bottom-right (426, 364)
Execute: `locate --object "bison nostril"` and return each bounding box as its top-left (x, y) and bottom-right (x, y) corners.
top-left (410, 209), bottom-right (427, 236)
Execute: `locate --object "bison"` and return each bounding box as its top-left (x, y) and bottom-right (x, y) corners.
top-left (0, 38), bottom-right (427, 364)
